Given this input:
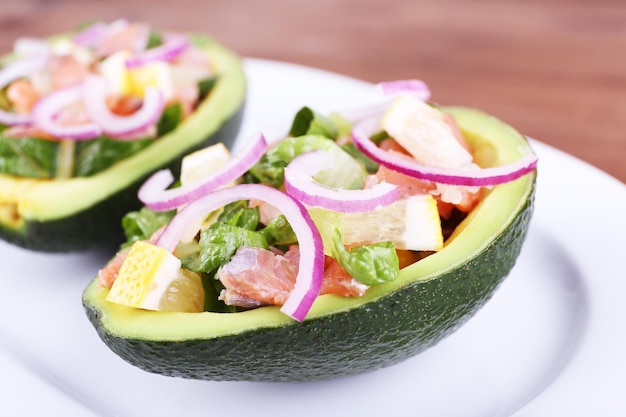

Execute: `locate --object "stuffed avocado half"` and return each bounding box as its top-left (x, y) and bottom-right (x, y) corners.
top-left (83, 84), bottom-right (537, 382)
top-left (0, 20), bottom-right (246, 251)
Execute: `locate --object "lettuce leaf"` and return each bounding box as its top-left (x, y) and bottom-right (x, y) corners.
top-left (289, 106), bottom-right (338, 139)
top-left (181, 222), bottom-right (268, 273)
top-left (73, 136), bottom-right (152, 177)
top-left (0, 135), bottom-right (58, 178)
top-left (0, 100), bottom-right (187, 179)
top-left (331, 227), bottom-right (399, 285)
top-left (217, 200), bottom-right (260, 230)
top-left (259, 214), bottom-right (297, 246)
top-left (120, 207), bottom-right (176, 248)
top-left (156, 103), bottom-right (182, 137)
top-left (246, 134), bottom-right (366, 189)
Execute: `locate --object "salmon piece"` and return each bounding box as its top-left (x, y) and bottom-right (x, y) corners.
top-left (218, 246), bottom-right (297, 307)
top-left (96, 22), bottom-right (150, 57)
top-left (97, 225), bottom-right (166, 288)
top-left (106, 95), bottom-right (143, 115)
top-left (366, 138), bottom-right (482, 217)
top-left (97, 246), bottom-right (130, 288)
top-left (174, 46), bottom-right (211, 68)
top-left (321, 256), bottom-right (368, 297)
top-left (379, 137), bottom-right (411, 155)
top-left (174, 84), bottom-right (200, 118)
top-left (50, 55), bottom-right (89, 89)
top-left (6, 79), bottom-right (39, 113)
top-left (218, 245), bottom-right (369, 308)
top-left (249, 200), bottom-right (282, 225)
top-left (2, 125), bottom-right (55, 140)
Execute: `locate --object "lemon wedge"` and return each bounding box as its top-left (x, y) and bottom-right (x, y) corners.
top-left (98, 51), bottom-right (132, 95)
top-left (180, 142), bottom-right (232, 187)
top-left (382, 94), bottom-right (473, 168)
top-left (309, 194), bottom-right (444, 254)
top-left (128, 61), bottom-right (174, 99)
top-left (177, 143), bottom-right (236, 241)
top-left (106, 241), bottom-right (204, 312)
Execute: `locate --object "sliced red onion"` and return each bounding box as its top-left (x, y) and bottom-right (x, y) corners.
top-left (284, 150), bottom-right (398, 212)
top-left (82, 75), bottom-right (164, 138)
top-left (156, 183), bottom-right (324, 321)
top-left (125, 35), bottom-right (190, 69)
top-left (138, 133), bottom-right (268, 211)
top-left (352, 114), bottom-right (538, 187)
top-left (376, 79), bottom-right (431, 101)
top-left (31, 84), bottom-right (102, 139)
top-left (72, 22), bottom-right (109, 47)
top-left (0, 55), bottom-right (48, 125)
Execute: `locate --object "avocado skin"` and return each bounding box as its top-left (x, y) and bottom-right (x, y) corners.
top-left (0, 105), bottom-right (244, 252)
top-left (83, 179), bottom-right (534, 382)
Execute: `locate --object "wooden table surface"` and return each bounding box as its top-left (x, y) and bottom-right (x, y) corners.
top-left (2, 0), bottom-right (625, 183)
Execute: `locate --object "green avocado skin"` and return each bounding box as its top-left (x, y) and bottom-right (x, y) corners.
top-left (0, 105), bottom-right (244, 252)
top-left (83, 181), bottom-right (534, 382)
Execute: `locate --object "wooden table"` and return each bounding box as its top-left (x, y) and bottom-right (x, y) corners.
top-left (2, 0), bottom-right (625, 183)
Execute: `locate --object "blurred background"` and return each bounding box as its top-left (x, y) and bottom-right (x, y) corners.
top-left (1, 0), bottom-right (625, 182)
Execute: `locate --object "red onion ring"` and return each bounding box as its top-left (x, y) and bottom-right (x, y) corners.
top-left (0, 55), bottom-right (48, 125)
top-left (376, 79), bottom-right (431, 101)
top-left (155, 183), bottom-right (324, 321)
top-left (82, 75), bottom-right (164, 138)
top-left (284, 150), bottom-right (398, 212)
top-left (138, 133), bottom-right (269, 211)
top-left (352, 114), bottom-right (538, 187)
top-left (125, 36), bottom-right (190, 69)
top-left (31, 84), bottom-right (102, 140)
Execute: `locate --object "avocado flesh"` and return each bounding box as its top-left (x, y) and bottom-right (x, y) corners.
top-left (83, 106), bottom-right (536, 381)
top-left (0, 34), bottom-right (246, 251)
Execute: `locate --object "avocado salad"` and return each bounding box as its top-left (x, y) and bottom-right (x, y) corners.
top-left (83, 79), bottom-right (537, 381)
top-left (88, 79), bottom-right (536, 314)
top-left (0, 20), bottom-right (246, 251)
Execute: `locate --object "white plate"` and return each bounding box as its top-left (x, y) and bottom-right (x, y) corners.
top-left (1, 58), bottom-right (625, 417)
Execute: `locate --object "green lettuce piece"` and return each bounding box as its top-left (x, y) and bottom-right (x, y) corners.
top-left (331, 227), bottom-right (399, 285)
top-left (0, 102), bottom-right (184, 179)
top-left (217, 201), bottom-right (260, 231)
top-left (120, 207), bottom-right (176, 248)
top-left (181, 222), bottom-right (268, 273)
top-left (0, 135), bottom-right (58, 178)
top-left (146, 30), bottom-right (163, 49)
top-left (197, 76), bottom-right (218, 102)
top-left (289, 107), bottom-right (338, 139)
top-left (73, 136), bottom-right (152, 177)
top-left (156, 103), bottom-right (183, 136)
top-left (340, 142), bottom-right (379, 174)
top-left (329, 112), bottom-right (352, 139)
top-left (246, 134), bottom-right (367, 189)
top-left (200, 271), bottom-right (236, 313)
top-left (259, 214), bottom-right (297, 246)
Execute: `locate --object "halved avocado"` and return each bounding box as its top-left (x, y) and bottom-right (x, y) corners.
top-left (0, 34), bottom-right (246, 252)
top-left (82, 106), bottom-right (536, 382)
